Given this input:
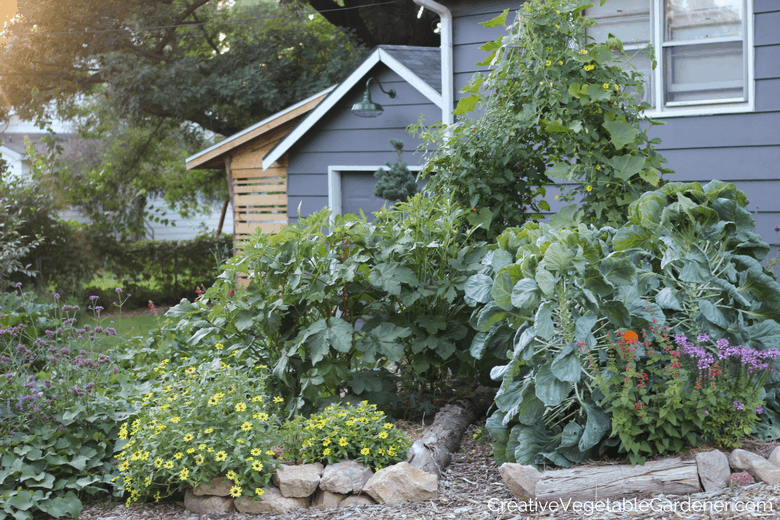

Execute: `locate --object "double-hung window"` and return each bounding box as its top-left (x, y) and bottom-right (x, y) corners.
top-left (585, 0), bottom-right (754, 116)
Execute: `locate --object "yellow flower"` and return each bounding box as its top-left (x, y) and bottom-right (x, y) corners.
top-left (361, 448), bottom-right (370, 455)
top-left (187, 448), bottom-right (196, 454)
top-left (554, 195), bottom-right (559, 200)
top-left (230, 485), bottom-right (242, 498)
top-left (323, 448), bottom-right (331, 456)
top-left (215, 451), bottom-right (228, 462)
top-left (227, 470), bottom-right (238, 481)
top-left (252, 461), bottom-right (263, 471)
top-left (204, 428), bottom-right (214, 434)
top-left (555, 24), bottom-right (560, 28)
top-left (580, 49), bottom-right (587, 54)
top-left (199, 444), bottom-right (207, 451)
top-left (339, 438), bottom-right (348, 447)
top-left (545, 60), bottom-right (551, 66)
top-left (266, 450), bottom-right (275, 456)
top-left (603, 83), bottom-right (610, 89)
top-left (596, 165), bottom-right (601, 170)
top-left (388, 449), bottom-right (396, 456)
top-left (251, 448), bottom-right (262, 456)
top-left (174, 452), bottom-right (183, 459)
top-left (378, 432), bottom-right (388, 439)
top-left (179, 468), bottom-right (190, 481)
top-left (586, 185), bottom-right (592, 192)
top-left (195, 455), bottom-right (205, 465)
top-left (614, 84), bottom-right (619, 90)
top-left (235, 402), bottom-right (247, 412)
top-left (322, 438), bottom-right (331, 446)
top-left (252, 396), bottom-right (262, 402)
top-left (383, 423), bottom-right (393, 429)
top-left (215, 343), bottom-right (224, 350)
top-left (154, 458), bottom-right (163, 468)
top-left (241, 422), bottom-right (252, 431)
top-left (164, 461), bottom-right (174, 469)
top-left (170, 416), bottom-right (181, 423)
top-left (183, 433), bottom-right (194, 442)
top-left (254, 412), bottom-right (269, 421)
top-left (558, 60), bottom-right (563, 65)
top-left (255, 488), bottom-right (265, 496)
top-left (273, 397), bottom-right (284, 404)
top-left (556, 9), bottom-right (560, 13)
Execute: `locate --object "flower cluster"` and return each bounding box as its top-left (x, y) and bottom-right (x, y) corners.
top-left (287, 402), bottom-right (410, 470)
top-left (116, 358), bottom-right (280, 504)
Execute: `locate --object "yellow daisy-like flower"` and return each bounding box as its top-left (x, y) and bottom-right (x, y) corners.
top-left (339, 438), bottom-right (348, 447)
top-left (388, 449), bottom-right (396, 456)
top-left (170, 416), bottom-right (181, 423)
top-left (207, 447), bottom-right (214, 452)
top-left (230, 485), bottom-right (242, 498)
top-left (596, 165), bottom-right (601, 170)
top-left (183, 433), bottom-right (194, 442)
top-left (255, 488), bottom-right (265, 496)
top-left (383, 423), bottom-right (393, 429)
top-left (179, 468), bottom-right (189, 481)
top-left (215, 451), bottom-right (228, 462)
top-left (323, 448), bottom-right (331, 456)
top-left (586, 185), bottom-right (592, 192)
top-left (603, 83), bottom-right (610, 89)
top-left (614, 84), bottom-right (619, 90)
top-left (361, 448), bottom-right (370, 456)
top-left (252, 396), bottom-right (262, 402)
top-left (545, 60), bottom-right (551, 66)
top-left (266, 450), bottom-right (275, 456)
top-left (556, 9), bottom-right (560, 13)
top-left (154, 458), bottom-right (163, 468)
top-left (251, 448), bottom-right (262, 456)
top-left (378, 432), bottom-right (388, 439)
top-left (208, 396), bottom-right (219, 406)
top-left (273, 397), bottom-right (284, 404)
top-left (187, 448), bottom-right (196, 454)
top-left (322, 438), bottom-right (331, 446)
top-left (199, 444), bottom-right (207, 451)
top-left (226, 470), bottom-right (238, 481)
top-left (555, 195), bottom-right (559, 200)
top-left (215, 343), bottom-right (224, 350)
top-left (235, 402), bottom-right (247, 412)
top-left (241, 422), bottom-right (252, 431)
top-left (252, 461), bottom-right (263, 471)
top-left (174, 452), bottom-right (183, 459)
top-left (254, 412), bottom-right (269, 421)
top-left (164, 461), bottom-right (174, 469)
top-left (204, 428), bottom-right (214, 434)
top-left (346, 420), bottom-right (355, 427)
top-left (558, 60), bottom-right (563, 65)
top-left (580, 49), bottom-right (587, 54)
top-left (195, 455), bottom-right (205, 465)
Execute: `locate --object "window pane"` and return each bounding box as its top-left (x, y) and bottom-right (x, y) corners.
top-left (664, 41), bottom-right (744, 103)
top-left (585, 0), bottom-right (651, 46)
top-left (621, 50), bottom-right (655, 107)
top-left (665, 0), bottom-right (743, 42)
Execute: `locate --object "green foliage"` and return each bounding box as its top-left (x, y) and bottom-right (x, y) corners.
top-left (476, 180), bottom-right (780, 467)
top-left (117, 359), bottom-right (280, 503)
top-left (414, 0), bottom-right (671, 240)
top-left (151, 194), bottom-right (488, 414)
top-left (373, 140), bottom-right (417, 202)
top-left (83, 234), bottom-right (233, 308)
top-left (284, 401), bottom-right (410, 470)
top-left (0, 292), bottom-right (133, 519)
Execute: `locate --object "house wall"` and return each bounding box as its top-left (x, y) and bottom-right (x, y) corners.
top-left (286, 63), bottom-right (440, 222)
top-left (448, 0), bottom-right (780, 248)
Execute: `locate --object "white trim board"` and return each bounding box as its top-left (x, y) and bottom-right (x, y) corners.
top-left (327, 165), bottom-right (423, 223)
top-left (262, 47), bottom-right (443, 171)
top-left (185, 86), bottom-right (336, 165)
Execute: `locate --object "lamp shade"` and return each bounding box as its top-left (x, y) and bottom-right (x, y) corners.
top-left (351, 90), bottom-right (384, 118)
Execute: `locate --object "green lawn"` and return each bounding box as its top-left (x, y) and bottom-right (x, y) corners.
top-left (78, 313), bottom-right (161, 341)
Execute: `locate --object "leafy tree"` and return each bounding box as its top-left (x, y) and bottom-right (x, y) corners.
top-left (415, 0), bottom-right (672, 240)
top-left (373, 139), bottom-right (417, 202)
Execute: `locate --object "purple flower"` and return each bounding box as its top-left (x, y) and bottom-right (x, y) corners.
top-left (58, 424), bottom-right (65, 431)
top-left (53, 293), bottom-right (60, 299)
top-left (115, 288), bottom-right (122, 294)
top-left (89, 295), bottom-right (99, 301)
top-left (756, 407), bottom-right (764, 414)
top-left (704, 410), bottom-right (709, 415)
top-left (14, 282), bottom-right (21, 288)
top-left (697, 333), bottom-right (710, 343)
top-left (734, 401), bottom-right (745, 410)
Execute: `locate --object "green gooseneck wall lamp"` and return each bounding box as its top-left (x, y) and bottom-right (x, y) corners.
top-left (351, 77), bottom-right (396, 118)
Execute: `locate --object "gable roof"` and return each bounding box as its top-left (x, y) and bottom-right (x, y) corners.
top-left (262, 45), bottom-right (442, 170)
top-left (185, 86), bottom-right (335, 170)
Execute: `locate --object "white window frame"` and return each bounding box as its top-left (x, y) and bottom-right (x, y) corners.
top-left (588, 0), bottom-right (755, 118)
top-left (327, 165), bottom-right (423, 224)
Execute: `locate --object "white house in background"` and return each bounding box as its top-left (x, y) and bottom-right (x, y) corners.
top-left (0, 114), bottom-right (232, 240)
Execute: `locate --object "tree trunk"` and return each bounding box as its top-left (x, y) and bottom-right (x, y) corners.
top-left (223, 157), bottom-right (236, 253)
top-left (535, 457), bottom-right (701, 503)
top-left (406, 387), bottom-right (494, 478)
top-left (216, 196), bottom-right (229, 237)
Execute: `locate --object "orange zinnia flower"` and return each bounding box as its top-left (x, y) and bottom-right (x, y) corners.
top-left (623, 330), bottom-right (639, 344)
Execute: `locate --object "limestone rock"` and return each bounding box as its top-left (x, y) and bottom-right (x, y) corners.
top-left (192, 477), bottom-right (233, 497)
top-left (311, 489), bottom-right (346, 510)
top-left (234, 487), bottom-right (309, 514)
top-left (272, 462), bottom-right (324, 498)
top-left (729, 449), bottom-right (780, 484)
top-left (363, 462), bottom-right (438, 504)
top-left (184, 489), bottom-right (234, 514)
top-left (768, 446), bottom-right (780, 467)
top-left (320, 460), bottom-right (374, 494)
top-left (499, 463), bottom-right (541, 500)
top-left (339, 494), bottom-right (376, 507)
top-left (696, 450), bottom-right (730, 491)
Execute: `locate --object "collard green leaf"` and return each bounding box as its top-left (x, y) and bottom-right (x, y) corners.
top-left (543, 242), bottom-right (575, 273)
top-left (492, 249), bottom-right (514, 271)
top-left (516, 394), bottom-right (546, 426)
top-left (535, 364), bottom-right (571, 406)
top-left (513, 424), bottom-right (552, 465)
top-left (697, 301), bottom-right (728, 330)
top-left (549, 205), bottom-right (580, 229)
top-left (551, 344), bottom-right (581, 383)
top-left (598, 256), bottom-right (636, 286)
top-left (744, 320), bottom-right (780, 350)
top-left (560, 421), bottom-right (584, 448)
top-left (477, 302), bottom-right (509, 332)
top-left (656, 287), bottom-right (683, 311)
top-left (575, 315), bottom-right (599, 342)
top-left (470, 331), bottom-right (488, 360)
top-left (535, 302), bottom-right (555, 340)
top-left (535, 269), bottom-right (557, 297)
top-left (579, 404), bottom-right (611, 451)
top-left (465, 274), bottom-right (495, 303)
top-left (511, 278), bottom-right (541, 310)
top-left (492, 270), bottom-right (515, 311)
top-left (513, 326), bottom-right (536, 358)
top-left (613, 225), bottom-right (652, 251)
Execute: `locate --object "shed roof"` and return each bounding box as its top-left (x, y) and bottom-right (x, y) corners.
top-left (261, 45), bottom-right (442, 170)
top-left (185, 86), bottom-right (335, 170)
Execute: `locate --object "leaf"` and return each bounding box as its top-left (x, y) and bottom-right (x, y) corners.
top-left (66, 455), bottom-right (90, 471)
top-left (480, 9), bottom-right (509, 28)
top-left (551, 344), bottom-right (581, 383)
top-left (470, 332), bottom-right (488, 360)
top-left (511, 278), bottom-right (541, 310)
top-left (584, 83), bottom-right (612, 102)
top-left (300, 318), bottom-right (354, 363)
top-left (512, 425), bottom-right (551, 465)
top-left (545, 120), bottom-right (568, 133)
top-left (535, 364), bottom-right (571, 406)
top-left (603, 118), bottom-right (638, 150)
top-left (492, 249), bottom-right (514, 271)
top-left (579, 403), bottom-right (611, 451)
top-left (656, 287), bottom-right (683, 311)
top-left (568, 83), bottom-right (585, 99)
top-left (357, 323), bottom-right (411, 362)
top-left (560, 422), bottom-right (583, 448)
top-left (698, 301), bottom-right (728, 330)
top-left (454, 95), bottom-right (480, 115)
top-left (465, 274), bottom-right (494, 303)
top-left (535, 302), bottom-right (555, 340)
top-left (613, 225), bottom-right (652, 251)
top-left (639, 168), bottom-right (660, 186)
top-left (606, 155), bottom-right (646, 181)
top-left (491, 270), bottom-right (515, 311)
top-left (549, 205), bottom-right (580, 229)
top-left (513, 326), bottom-right (536, 358)
top-left (543, 242), bottom-right (575, 273)
top-left (235, 311), bottom-right (255, 332)
top-left (466, 207), bottom-right (494, 230)
top-left (547, 163), bottom-right (573, 180)
top-left (598, 256), bottom-right (636, 286)
top-left (476, 302), bottom-right (509, 332)
top-left (369, 263), bottom-right (419, 296)
top-left (516, 395), bottom-right (546, 426)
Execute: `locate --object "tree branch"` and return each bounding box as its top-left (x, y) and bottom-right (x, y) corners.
top-left (154, 0), bottom-right (213, 56)
top-left (191, 12), bottom-right (221, 54)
